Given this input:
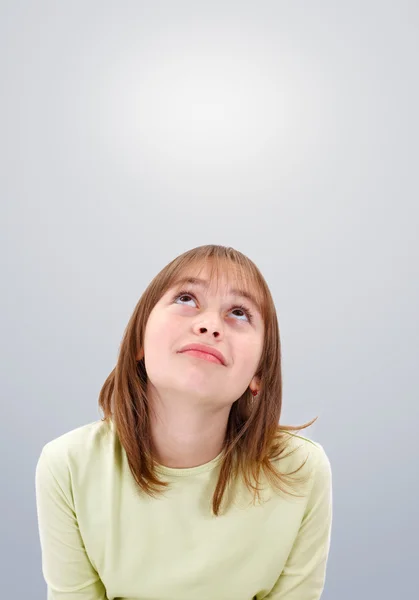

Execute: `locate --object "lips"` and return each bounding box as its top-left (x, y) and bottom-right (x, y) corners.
top-left (178, 343), bottom-right (227, 366)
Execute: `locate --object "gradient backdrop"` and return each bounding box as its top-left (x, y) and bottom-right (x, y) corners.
top-left (2, 1), bottom-right (418, 598)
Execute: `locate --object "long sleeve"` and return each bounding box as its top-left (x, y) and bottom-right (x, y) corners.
top-left (35, 446), bottom-right (108, 600)
top-left (265, 443), bottom-right (333, 600)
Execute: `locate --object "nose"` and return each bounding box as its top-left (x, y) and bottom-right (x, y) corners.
top-left (197, 326), bottom-right (220, 338)
top-left (193, 313), bottom-right (224, 338)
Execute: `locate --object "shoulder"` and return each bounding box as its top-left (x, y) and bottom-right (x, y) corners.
top-left (36, 419), bottom-right (116, 483)
top-left (272, 430), bottom-right (332, 491)
top-left (281, 431), bottom-right (330, 464)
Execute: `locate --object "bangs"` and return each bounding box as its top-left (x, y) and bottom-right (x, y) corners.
top-left (164, 251), bottom-right (267, 319)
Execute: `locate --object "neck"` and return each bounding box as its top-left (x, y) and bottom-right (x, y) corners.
top-left (149, 389), bottom-right (231, 469)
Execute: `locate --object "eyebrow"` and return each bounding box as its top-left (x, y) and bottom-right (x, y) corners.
top-left (172, 276), bottom-right (262, 312)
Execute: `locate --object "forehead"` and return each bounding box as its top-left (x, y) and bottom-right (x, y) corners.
top-left (168, 261), bottom-right (264, 312)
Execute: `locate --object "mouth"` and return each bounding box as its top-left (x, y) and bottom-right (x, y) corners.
top-left (177, 343), bottom-right (227, 366)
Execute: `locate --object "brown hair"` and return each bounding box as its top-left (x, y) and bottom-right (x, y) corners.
top-left (99, 244), bottom-right (317, 515)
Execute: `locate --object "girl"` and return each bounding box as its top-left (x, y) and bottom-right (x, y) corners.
top-left (35, 244), bottom-right (332, 600)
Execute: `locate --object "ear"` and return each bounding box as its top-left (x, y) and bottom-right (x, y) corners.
top-left (136, 349), bottom-right (144, 361)
top-left (249, 374), bottom-right (261, 395)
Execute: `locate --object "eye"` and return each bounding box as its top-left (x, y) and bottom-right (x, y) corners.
top-left (173, 291), bottom-right (197, 307)
top-left (172, 290), bottom-right (254, 324)
top-left (230, 305), bottom-right (254, 324)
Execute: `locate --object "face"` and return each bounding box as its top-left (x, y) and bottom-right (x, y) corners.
top-left (141, 264), bottom-right (264, 409)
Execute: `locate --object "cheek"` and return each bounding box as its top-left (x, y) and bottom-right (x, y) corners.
top-left (143, 313), bottom-right (179, 358)
top-left (143, 320), bottom-right (172, 382)
top-left (234, 336), bottom-right (263, 371)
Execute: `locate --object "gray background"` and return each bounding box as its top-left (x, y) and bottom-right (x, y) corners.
top-left (1, 1), bottom-right (418, 598)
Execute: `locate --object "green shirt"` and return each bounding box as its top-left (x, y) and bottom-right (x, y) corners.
top-left (35, 419), bottom-right (332, 599)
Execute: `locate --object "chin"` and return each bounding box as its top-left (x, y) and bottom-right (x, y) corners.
top-left (174, 378), bottom-right (221, 401)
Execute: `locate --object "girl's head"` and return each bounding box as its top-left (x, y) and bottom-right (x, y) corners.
top-left (137, 246), bottom-right (268, 415)
top-left (99, 244), bottom-right (315, 513)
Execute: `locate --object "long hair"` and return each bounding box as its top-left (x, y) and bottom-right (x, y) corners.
top-left (99, 244), bottom-right (317, 515)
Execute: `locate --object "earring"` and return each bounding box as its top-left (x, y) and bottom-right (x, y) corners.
top-left (251, 389), bottom-right (259, 397)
